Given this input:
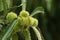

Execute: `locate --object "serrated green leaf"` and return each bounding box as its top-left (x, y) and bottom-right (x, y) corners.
top-left (30, 7), bottom-right (44, 17)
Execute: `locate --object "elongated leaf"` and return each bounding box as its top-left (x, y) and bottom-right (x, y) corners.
top-left (11, 33), bottom-right (18, 40)
top-left (21, 30), bottom-right (31, 40)
top-left (21, 0), bottom-right (26, 10)
top-left (30, 7), bottom-right (44, 17)
top-left (0, 0), bottom-right (3, 12)
top-left (46, 0), bottom-right (52, 11)
top-left (2, 19), bottom-right (17, 40)
top-left (32, 27), bottom-right (43, 40)
top-left (6, 0), bottom-right (12, 8)
top-left (46, 0), bottom-right (56, 17)
top-left (0, 0), bottom-right (12, 12)
top-left (2, 0), bottom-right (8, 17)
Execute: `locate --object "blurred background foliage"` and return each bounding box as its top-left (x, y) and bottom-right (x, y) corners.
top-left (0, 0), bottom-right (60, 40)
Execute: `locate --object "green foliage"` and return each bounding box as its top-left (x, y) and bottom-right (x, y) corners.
top-left (0, 0), bottom-right (59, 40)
top-left (2, 19), bottom-right (17, 40)
top-left (0, 0), bottom-right (44, 40)
top-left (0, 0), bottom-right (43, 39)
top-left (0, 0), bottom-right (11, 12)
top-left (30, 7), bottom-right (44, 16)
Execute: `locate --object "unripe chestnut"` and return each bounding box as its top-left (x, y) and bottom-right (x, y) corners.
top-left (29, 17), bottom-right (34, 26)
top-left (33, 18), bottom-right (38, 27)
top-left (29, 17), bottom-right (38, 27)
top-left (19, 10), bottom-right (29, 17)
top-left (6, 12), bottom-right (17, 22)
top-left (22, 17), bottom-right (29, 28)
